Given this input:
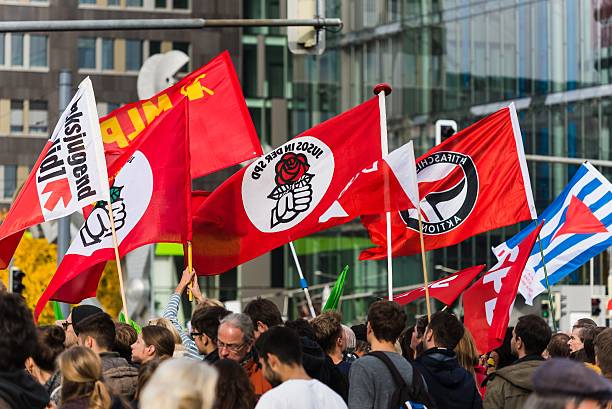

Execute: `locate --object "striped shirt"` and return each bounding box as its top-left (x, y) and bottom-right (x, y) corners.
top-left (161, 293), bottom-right (203, 360)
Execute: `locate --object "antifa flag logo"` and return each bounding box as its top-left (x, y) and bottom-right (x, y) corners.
top-left (268, 152), bottom-right (313, 228)
top-left (79, 184), bottom-right (126, 247)
top-left (400, 151), bottom-right (478, 235)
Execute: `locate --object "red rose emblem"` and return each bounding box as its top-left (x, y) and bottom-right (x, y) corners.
top-left (275, 152), bottom-right (310, 186)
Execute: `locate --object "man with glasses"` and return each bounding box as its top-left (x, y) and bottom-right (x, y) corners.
top-left (218, 312), bottom-right (272, 398)
top-left (190, 305), bottom-right (230, 364)
top-left (60, 304), bottom-right (102, 348)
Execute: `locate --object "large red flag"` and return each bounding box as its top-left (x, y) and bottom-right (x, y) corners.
top-left (393, 264), bottom-right (485, 306)
top-left (101, 50), bottom-right (261, 179)
top-left (35, 103), bottom-right (191, 319)
top-left (191, 97), bottom-right (383, 276)
top-left (463, 222), bottom-right (543, 354)
top-left (360, 104), bottom-right (537, 260)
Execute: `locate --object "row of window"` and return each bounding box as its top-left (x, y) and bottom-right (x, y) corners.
top-left (0, 33), bottom-right (48, 69)
top-left (7, 99), bottom-right (48, 135)
top-left (0, 164), bottom-right (28, 201)
top-left (78, 0), bottom-right (188, 10)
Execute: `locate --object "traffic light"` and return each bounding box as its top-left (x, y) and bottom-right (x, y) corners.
top-left (591, 297), bottom-right (602, 317)
top-left (541, 299), bottom-right (550, 319)
top-left (10, 267), bottom-right (25, 295)
top-left (552, 291), bottom-right (566, 321)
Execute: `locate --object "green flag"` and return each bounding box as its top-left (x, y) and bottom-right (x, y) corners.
top-left (119, 312), bottom-right (142, 334)
top-left (52, 301), bottom-right (64, 321)
top-left (322, 265), bottom-right (349, 312)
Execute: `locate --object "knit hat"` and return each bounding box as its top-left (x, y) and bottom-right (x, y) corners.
top-left (533, 358), bottom-right (612, 401)
top-left (71, 305), bottom-right (103, 327)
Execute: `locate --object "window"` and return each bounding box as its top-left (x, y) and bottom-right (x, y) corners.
top-left (78, 38), bottom-right (96, 69)
top-left (155, 0), bottom-right (167, 7)
top-left (29, 101), bottom-right (48, 134)
top-left (107, 0), bottom-right (120, 5)
top-left (126, 0), bottom-right (143, 6)
top-left (172, 41), bottom-right (190, 72)
top-left (3, 165), bottom-right (17, 200)
top-left (10, 101), bottom-right (23, 133)
top-left (0, 34), bottom-right (4, 65)
top-left (173, 0), bottom-right (188, 9)
top-left (29, 35), bottom-right (47, 67)
top-left (125, 39), bottom-right (143, 71)
top-left (11, 34), bottom-right (23, 66)
top-left (102, 38), bottom-right (114, 70)
top-left (149, 40), bottom-right (161, 56)
top-left (79, 0), bottom-right (96, 3)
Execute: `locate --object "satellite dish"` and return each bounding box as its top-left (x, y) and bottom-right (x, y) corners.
top-left (137, 50), bottom-right (189, 99)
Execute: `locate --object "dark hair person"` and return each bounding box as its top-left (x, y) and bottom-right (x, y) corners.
top-left (26, 325), bottom-right (66, 405)
top-left (213, 359), bottom-right (256, 409)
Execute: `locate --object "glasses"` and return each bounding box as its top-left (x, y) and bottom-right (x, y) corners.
top-left (217, 339), bottom-right (247, 353)
top-left (190, 331), bottom-right (203, 340)
top-left (61, 321), bottom-right (72, 331)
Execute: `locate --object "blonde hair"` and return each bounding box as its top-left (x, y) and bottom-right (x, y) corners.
top-left (454, 328), bottom-right (480, 376)
top-left (140, 358), bottom-right (218, 409)
top-left (149, 317), bottom-right (182, 345)
top-left (194, 298), bottom-right (224, 313)
top-left (58, 346), bottom-right (112, 409)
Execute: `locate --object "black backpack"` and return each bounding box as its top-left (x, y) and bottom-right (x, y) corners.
top-left (368, 351), bottom-right (436, 409)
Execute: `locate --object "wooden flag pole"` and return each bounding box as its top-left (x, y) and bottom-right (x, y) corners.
top-left (107, 202), bottom-right (129, 322)
top-left (289, 242), bottom-right (316, 318)
top-left (417, 210), bottom-right (431, 320)
top-left (187, 241), bottom-right (194, 302)
top-left (373, 83), bottom-right (394, 301)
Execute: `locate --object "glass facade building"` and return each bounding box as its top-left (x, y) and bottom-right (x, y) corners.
top-left (244, 0), bottom-right (612, 323)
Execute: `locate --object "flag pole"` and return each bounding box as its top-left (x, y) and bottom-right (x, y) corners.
top-left (289, 241), bottom-right (316, 318)
top-left (417, 210), bottom-right (432, 320)
top-left (536, 225), bottom-right (557, 332)
top-left (106, 203), bottom-right (129, 322)
top-left (187, 241), bottom-right (193, 302)
top-left (373, 83), bottom-right (394, 301)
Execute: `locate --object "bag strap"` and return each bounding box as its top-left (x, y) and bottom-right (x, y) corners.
top-left (367, 351), bottom-right (408, 388)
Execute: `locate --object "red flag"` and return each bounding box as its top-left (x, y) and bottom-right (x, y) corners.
top-left (463, 222), bottom-right (543, 354)
top-left (191, 97), bottom-right (382, 276)
top-left (101, 51), bottom-right (261, 179)
top-left (393, 264), bottom-right (485, 306)
top-left (35, 103), bottom-right (191, 319)
top-left (360, 104), bottom-right (537, 260)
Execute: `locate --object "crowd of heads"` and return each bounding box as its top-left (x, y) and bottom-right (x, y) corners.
top-left (1, 287), bottom-right (612, 409)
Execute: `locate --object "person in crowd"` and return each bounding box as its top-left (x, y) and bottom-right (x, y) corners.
top-left (543, 333), bottom-right (571, 359)
top-left (410, 315), bottom-right (429, 360)
top-left (138, 359), bottom-right (218, 409)
top-left (114, 323), bottom-right (137, 364)
top-left (62, 304), bottom-right (103, 348)
top-left (74, 312), bottom-right (138, 401)
top-left (341, 325), bottom-right (358, 364)
top-left (190, 306), bottom-right (231, 365)
top-left (130, 325), bottom-right (175, 365)
top-left (213, 358), bottom-right (256, 409)
top-left (414, 311), bottom-right (482, 408)
top-left (485, 327), bottom-right (517, 377)
top-left (57, 346), bottom-right (127, 409)
top-left (148, 317), bottom-right (188, 358)
top-left (595, 328), bottom-right (612, 381)
top-left (348, 301), bottom-right (432, 409)
top-left (26, 325), bottom-right (66, 405)
top-left (243, 297), bottom-right (283, 340)
top-left (217, 313), bottom-right (272, 398)
top-left (0, 292), bottom-right (50, 409)
top-left (569, 319), bottom-right (597, 358)
top-left (523, 358), bottom-right (612, 409)
top-left (350, 324), bottom-right (369, 357)
top-left (132, 358), bottom-right (161, 409)
top-left (581, 326), bottom-right (604, 372)
top-left (455, 327), bottom-right (486, 397)
top-left (254, 326), bottom-right (347, 409)
top-left (311, 311), bottom-right (351, 377)
top-left (484, 314), bottom-right (552, 409)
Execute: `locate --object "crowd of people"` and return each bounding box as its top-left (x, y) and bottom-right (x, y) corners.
top-left (1, 268), bottom-right (612, 409)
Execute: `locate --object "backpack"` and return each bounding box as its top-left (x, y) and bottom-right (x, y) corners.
top-left (368, 351), bottom-right (436, 409)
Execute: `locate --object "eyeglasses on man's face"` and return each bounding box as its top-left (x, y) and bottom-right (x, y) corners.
top-left (190, 331), bottom-right (204, 340)
top-left (216, 339), bottom-right (247, 353)
top-left (61, 321), bottom-right (72, 331)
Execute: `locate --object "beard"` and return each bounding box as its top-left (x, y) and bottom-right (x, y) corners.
top-left (264, 366), bottom-right (283, 387)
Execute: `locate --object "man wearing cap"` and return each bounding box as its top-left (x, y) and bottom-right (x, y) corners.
top-left (524, 358), bottom-right (612, 408)
top-left (60, 304), bottom-right (102, 347)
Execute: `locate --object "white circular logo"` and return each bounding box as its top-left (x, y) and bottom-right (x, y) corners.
top-left (242, 136), bottom-right (334, 233)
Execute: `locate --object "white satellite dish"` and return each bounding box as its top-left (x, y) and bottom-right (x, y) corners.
top-left (137, 50), bottom-right (189, 99)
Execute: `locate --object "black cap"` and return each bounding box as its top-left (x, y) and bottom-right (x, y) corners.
top-left (71, 305), bottom-right (103, 328)
top-left (351, 324), bottom-right (367, 342)
top-left (533, 358), bottom-right (612, 401)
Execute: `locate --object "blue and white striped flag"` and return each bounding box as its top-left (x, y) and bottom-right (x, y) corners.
top-left (493, 162), bottom-right (612, 305)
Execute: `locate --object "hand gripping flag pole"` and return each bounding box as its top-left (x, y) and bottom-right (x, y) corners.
top-left (289, 241), bottom-right (316, 318)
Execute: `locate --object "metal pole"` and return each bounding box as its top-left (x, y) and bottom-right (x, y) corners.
top-left (57, 69), bottom-right (72, 318)
top-left (0, 18), bottom-right (343, 33)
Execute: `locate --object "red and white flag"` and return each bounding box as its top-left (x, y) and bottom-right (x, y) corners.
top-left (463, 222), bottom-right (543, 354)
top-left (0, 77), bottom-right (109, 268)
top-left (191, 97), bottom-right (385, 276)
top-left (360, 104), bottom-right (537, 260)
top-left (393, 264), bottom-right (485, 306)
top-left (34, 103), bottom-right (191, 319)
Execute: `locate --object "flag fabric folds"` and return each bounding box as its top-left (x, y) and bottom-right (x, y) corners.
top-left (322, 265), bottom-right (349, 312)
top-left (101, 50), bottom-right (261, 179)
top-left (463, 222), bottom-right (543, 354)
top-left (393, 264), bottom-right (485, 306)
top-left (0, 78), bottom-right (109, 269)
top-left (494, 162), bottom-right (612, 305)
top-left (360, 104), bottom-right (537, 260)
top-left (191, 97), bottom-right (382, 276)
top-left (34, 103), bottom-right (191, 319)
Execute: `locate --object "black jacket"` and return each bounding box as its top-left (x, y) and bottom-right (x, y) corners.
top-left (413, 348), bottom-right (482, 409)
top-left (299, 336), bottom-right (349, 402)
top-left (204, 349), bottom-right (220, 365)
top-left (0, 369), bottom-right (49, 409)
